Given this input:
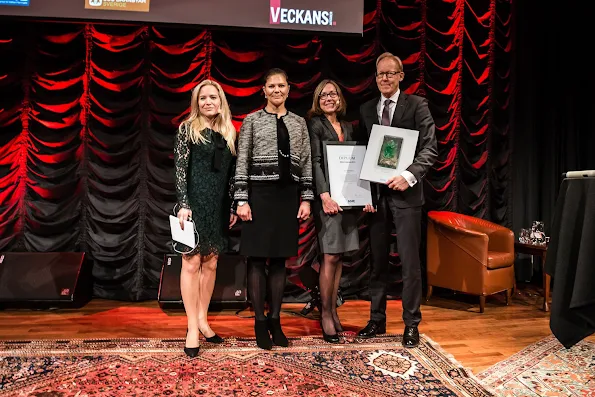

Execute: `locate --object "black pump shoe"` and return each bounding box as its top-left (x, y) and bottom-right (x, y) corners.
top-left (200, 330), bottom-right (224, 344)
top-left (184, 329), bottom-right (200, 357)
top-left (184, 346), bottom-right (200, 358)
top-left (320, 321), bottom-right (340, 343)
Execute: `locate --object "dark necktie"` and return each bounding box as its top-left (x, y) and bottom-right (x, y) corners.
top-left (378, 99), bottom-right (392, 199)
top-left (381, 99), bottom-right (392, 126)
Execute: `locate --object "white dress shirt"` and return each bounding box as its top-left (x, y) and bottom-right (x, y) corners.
top-left (376, 89), bottom-right (417, 187)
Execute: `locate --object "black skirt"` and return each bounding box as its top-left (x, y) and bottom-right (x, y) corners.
top-left (240, 181), bottom-right (299, 258)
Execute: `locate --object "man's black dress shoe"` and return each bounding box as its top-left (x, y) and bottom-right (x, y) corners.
top-left (357, 321), bottom-right (386, 338)
top-left (402, 326), bottom-right (419, 348)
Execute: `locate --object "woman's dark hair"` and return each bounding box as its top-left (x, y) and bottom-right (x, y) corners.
top-left (263, 68), bottom-right (288, 84)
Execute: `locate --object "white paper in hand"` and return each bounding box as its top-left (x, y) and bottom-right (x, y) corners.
top-left (169, 215), bottom-right (196, 248)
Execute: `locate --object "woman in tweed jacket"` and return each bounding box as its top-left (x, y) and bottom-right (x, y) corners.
top-left (234, 68), bottom-right (313, 350)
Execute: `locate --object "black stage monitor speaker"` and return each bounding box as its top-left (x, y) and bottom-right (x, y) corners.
top-left (0, 252), bottom-right (91, 309)
top-left (158, 253), bottom-right (248, 310)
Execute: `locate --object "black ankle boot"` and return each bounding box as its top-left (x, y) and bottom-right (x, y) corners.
top-left (254, 319), bottom-right (273, 350)
top-left (267, 316), bottom-right (289, 347)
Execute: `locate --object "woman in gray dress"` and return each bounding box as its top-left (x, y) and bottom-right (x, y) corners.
top-left (307, 79), bottom-right (359, 343)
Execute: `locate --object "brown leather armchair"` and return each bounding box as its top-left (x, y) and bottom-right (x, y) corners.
top-left (426, 211), bottom-right (515, 312)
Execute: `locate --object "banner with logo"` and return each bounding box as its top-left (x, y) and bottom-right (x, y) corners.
top-left (85, 0), bottom-right (150, 12)
top-left (269, 0), bottom-right (336, 27)
top-left (0, 0), bottom-right (363, 35)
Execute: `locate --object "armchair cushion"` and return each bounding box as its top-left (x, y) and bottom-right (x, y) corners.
top-left (488, 251), bottom-right (514, 269)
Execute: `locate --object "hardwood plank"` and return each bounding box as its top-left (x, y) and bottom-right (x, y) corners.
top-left (1, 287), bottom-right (592, 374)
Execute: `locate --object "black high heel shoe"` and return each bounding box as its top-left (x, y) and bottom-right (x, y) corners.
top-left (184, 329), bottom-right (200, 358)
top-left (200, 330), bottom-right (224, 344)
top-left (320, 320), bottom-right (340, 343)
top-left (184, 346), bottom-right (200, 358)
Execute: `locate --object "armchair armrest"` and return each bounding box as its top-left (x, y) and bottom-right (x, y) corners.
top-left (431, 220), bottom-right (489, 266)
top-left (487, 228), bottom-right (514, 254)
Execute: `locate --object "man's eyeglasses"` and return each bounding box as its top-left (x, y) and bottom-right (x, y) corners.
top-left (319, 92), bottom-right (338, 99)
top-left (376, 71), bottom-right (402, 79)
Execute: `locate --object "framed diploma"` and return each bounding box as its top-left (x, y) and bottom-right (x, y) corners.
top-left (359, 125), bottom-right (419, 184)
top-left (323, 141), bottom-right (373, 209)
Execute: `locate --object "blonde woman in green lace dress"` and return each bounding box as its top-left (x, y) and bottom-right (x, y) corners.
top-left (174, 80), bottom-right (237, 357)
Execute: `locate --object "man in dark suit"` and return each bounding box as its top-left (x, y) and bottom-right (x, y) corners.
top-left (357, 52), bottom-right (438, 347)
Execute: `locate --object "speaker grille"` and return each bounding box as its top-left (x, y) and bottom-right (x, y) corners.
top-left (0, 252), bottom-right (86, 302)
top-left (158, 254), bottom-right (247, 304)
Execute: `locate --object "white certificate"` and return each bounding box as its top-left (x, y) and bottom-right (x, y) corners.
top-left (359, 125), bottom-right (419, 184)
top-left (323, 142), bottom-right (372, 208)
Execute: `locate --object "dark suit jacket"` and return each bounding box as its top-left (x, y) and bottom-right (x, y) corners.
top-left (358, 92), bottom-right (438, 207)
top-left (307, 115), bottom-right (355, 196)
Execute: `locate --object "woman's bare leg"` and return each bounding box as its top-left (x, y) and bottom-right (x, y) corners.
top-left (181, 254), bottom-right (201, 348)
top-left (197, 254), bottom-right (218, 337)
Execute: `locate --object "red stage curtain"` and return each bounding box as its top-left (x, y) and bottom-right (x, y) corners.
top-left (0, 0), bottom-right (512, 301)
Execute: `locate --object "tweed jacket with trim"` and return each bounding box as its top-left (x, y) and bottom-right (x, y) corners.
top-left (234, 109), bottom-right (314, 201)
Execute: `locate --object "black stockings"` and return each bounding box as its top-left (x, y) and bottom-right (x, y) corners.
top-left (319, 254), bottom-right (343, 335)
top-left (247, 257), bottom-right (287, 320)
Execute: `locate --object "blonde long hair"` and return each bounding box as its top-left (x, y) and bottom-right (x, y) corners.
top-left (179, 80), bottom-right (236, 155)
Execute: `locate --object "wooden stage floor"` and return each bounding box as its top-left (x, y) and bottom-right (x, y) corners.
top-left (0, 285), bottom-right (588, 374)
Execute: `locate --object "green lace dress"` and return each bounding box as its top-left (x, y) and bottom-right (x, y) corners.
top-left (174, 126), bottom-right (235, 256)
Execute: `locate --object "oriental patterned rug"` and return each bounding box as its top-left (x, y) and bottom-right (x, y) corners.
top-left (478, 335), bottom-right (595, 396)
top-left (0, 334), bottom-right (494, 396)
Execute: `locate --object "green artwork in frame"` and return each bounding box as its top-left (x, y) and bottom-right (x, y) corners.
top-left (377, 135), bottom-right (403, 169)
